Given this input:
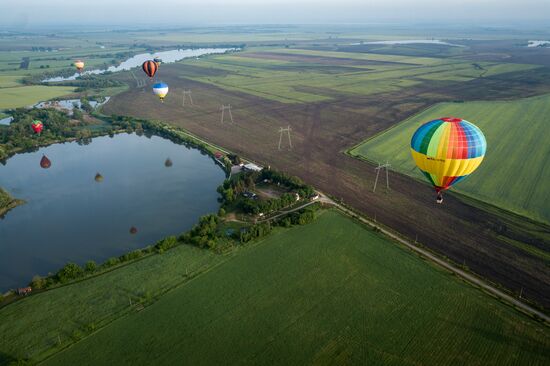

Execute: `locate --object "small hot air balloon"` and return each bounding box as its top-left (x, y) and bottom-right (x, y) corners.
top-left (142, 60), bottom-right (158, 78)
top-left (74, 60), bottom-right (85, 72)
top-left (164, 158), bottom-right (173, 167)
top-left (40, 155), bottom-right (51, 169)
top-left (153, 82), bottom-right (169, 102)
top-left (410, 117), bottom-right (486, 204)
top-left (94, 173), bottom-right (104, 182)
top-left (129, 226), bottom-right (138, 234)
top-left (153, 57), bottom-right (162, 66)
top-left (31, 120), bottom-right (43, 135)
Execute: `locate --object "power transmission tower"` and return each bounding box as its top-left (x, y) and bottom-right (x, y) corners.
top-left (373, 161), bottom-right (391, 193)
top-left (130, 70), bottom-right (145, 88)
top-left (220, 104), bottom-right (234, 124)
top-left (278, 126), bottom-right (292, 150)
top-left (182, 90), bottom-right (194, 106)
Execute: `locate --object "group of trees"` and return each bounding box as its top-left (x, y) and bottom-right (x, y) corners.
top-left (0, 109), bottom-right (149, 161)
top-left (217, 168), bottom-right (315, 217)
top-left (180, 214), bottom-right (220, 249)
top-left (48, 75), bottom-right (124, 92)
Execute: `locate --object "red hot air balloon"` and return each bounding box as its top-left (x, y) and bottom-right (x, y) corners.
top-left (31, 120), bottom-right (43, 135)
top-left (40, 155), bottom-right (51, 169)
top-left (142, 60), bottom-right (158, 78)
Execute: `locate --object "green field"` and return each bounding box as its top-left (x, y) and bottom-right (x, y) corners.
top-left (180, 48), bottom-right (539, 104)
top-left (0, 245), bottom-right (226, 363)
top-left (349, 94), bottom-right (550, 224)
top-left (2, 210), bottom-right (545, 365)
top-left (0, 86), bottom-right (75, 109)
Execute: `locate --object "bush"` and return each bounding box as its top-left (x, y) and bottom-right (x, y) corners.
top-left (56, 262), bottom-right (83, 282)
top-left (85, 260), bottom-right (97, 273)
top-left (155, 236), bottom-right (178, 252)
top-left (30, 275), bottom-right (47, 289)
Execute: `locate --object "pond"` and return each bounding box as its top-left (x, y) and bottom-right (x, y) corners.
top-left (43, 47), bottom-right (237, 82)
top-left (0, 133), bottom-right (225, 291)
top-left (0, 117), bottom-right (13, 126)
top-left (33, 97), bottom-right (110, 111)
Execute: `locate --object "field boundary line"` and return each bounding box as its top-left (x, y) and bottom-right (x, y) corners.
top-left (319, 194), bottom-right (550, 324)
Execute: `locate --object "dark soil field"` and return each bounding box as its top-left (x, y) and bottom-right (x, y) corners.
top-left (104, 52), bottom-right (550, 309)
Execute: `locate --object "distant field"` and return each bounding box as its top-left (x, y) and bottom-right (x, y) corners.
top-left (181, 48), bottom-right (539, 104)
top-left (350, 94), bottom-right (550, 224)
top-left (0, 86), bottom-right (75, 109)
top-left (16, 210), bottom-right (545, 366)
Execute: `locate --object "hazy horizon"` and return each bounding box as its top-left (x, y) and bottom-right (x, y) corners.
top-left (2, 0), bottom-right (550, 31)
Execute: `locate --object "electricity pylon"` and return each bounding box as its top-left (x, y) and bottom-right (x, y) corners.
top-left (278, 126), bottom-right (292, 150)
top-left (182, 90), bottom-right (194, 106)
top-left (220, 105), bottom-right (234, 124)
top-left (373, 161), bottom-right (391, 192)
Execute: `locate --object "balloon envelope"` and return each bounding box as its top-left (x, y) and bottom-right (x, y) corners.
top-left (31, 120), bottom-right (43, 134)
top-left (410, 117), bottom-right (486, 193)
top-left (153, 82), bottom-right (169, 100)
top-left (142, 60), bottom-right (158, 78)
top-left (74, 60), bottom-right (85, 71)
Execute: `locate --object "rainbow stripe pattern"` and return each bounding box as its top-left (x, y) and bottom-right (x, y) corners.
top-left (410, 117), bottom-right (486, 192)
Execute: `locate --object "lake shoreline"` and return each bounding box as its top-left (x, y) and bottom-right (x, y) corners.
top-left (0, 192), bottom-right (25, 219)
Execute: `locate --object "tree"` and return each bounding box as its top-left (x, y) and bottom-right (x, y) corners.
top-left (56, 262), bottom-right (83, 282)
top-left (30, 275), bottom-right (47, 289)
top-left (218, 207), bottom-right (226, 217)
top-left (85, 260), bottom-right (97, 273)
top-left (72, 108), bottom-right (84, 121)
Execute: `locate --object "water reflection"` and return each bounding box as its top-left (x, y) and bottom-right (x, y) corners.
top-left (0, 133), bottom-right (224, 291)
top-left (40, 155), bottom-right (51, 169)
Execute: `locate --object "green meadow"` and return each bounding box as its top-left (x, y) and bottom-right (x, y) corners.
top-left (0, 86), bottom-right (75, 109)
top-left (1, 210), bottom-right (546, 365)
top-left (350, 94), bottom-right (550, 224)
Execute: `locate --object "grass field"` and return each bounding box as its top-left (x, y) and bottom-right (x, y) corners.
top-left (1, 210), bottom-right (542, 365)
top-left (0, 245), bottom-right (226, 363)
top-left (180, 48), bottom-right (540, 104)
top-left (0, 86), bottom-right (75, 109)
top-left (349, 94), bottom-right (550, 224)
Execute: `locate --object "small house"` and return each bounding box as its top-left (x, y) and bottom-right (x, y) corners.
top-left (17, 287), bottom-right (32, 296)
top-left (243, 163), bottom-right (262, 172)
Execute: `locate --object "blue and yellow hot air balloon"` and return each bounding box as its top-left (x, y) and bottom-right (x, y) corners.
top-left (410, 117), bottom-right (486, 203)
top-left (152, 82), bottom-right (169, 102)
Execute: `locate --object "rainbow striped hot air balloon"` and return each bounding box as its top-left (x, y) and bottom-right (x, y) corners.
top-left (153, 82), bottom-right (169, 102)
top-left (410, 117), bottom-right (486, 203)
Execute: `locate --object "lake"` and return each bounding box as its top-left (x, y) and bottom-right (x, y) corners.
top-left (43, 48), bottom-right (237, 82)
top-left (0, 133), bottom-right (225, 291)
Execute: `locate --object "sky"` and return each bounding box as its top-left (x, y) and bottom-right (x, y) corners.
top-left (2, 0), bottom-right (550, 29)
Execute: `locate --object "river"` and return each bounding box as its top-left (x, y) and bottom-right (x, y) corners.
top-left (43, 47), bottom-right (237, 82)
